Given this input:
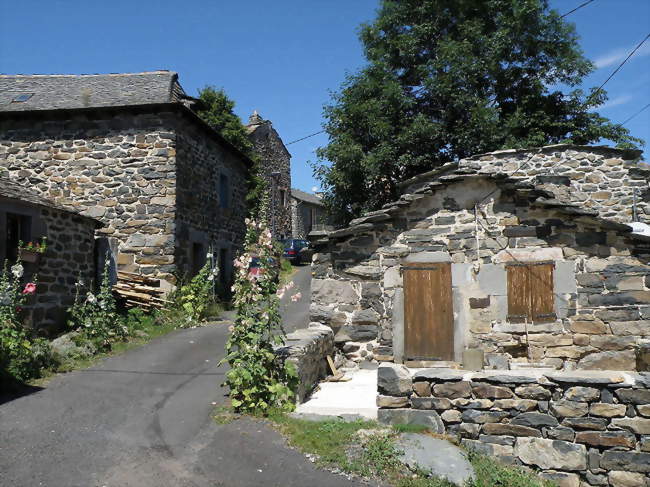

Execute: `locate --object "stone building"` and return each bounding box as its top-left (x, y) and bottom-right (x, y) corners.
top-left (0, 71), bottom-right (252, 289)
top-left (0, 176), bottom-right (100, 332)
top-left (310, 145), bottom-right (650, 371)
top-left (290, 188), bottom-right (327, 238)
top-left (246, 111), bottom-right (292, 239)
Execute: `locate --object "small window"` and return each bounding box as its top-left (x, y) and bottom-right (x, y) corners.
top-left (219, 174), bottom-right (229, 209)
top-left (6, 213), bottom-right (32, 262)
top-left (11, 93), bottom-right (34, 103)
top-left (507, 262), bottom-right (556, 323)
top-left (279, 189), bottom-right (286, 207)
top-left (191, 242), bottom-right (205, 276)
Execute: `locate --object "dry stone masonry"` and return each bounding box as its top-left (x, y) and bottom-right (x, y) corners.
top-left (0, 177), bottom-right (100, 332)
top-left (276, 323), bottom-right (335, 403)
top-left (0, 72), bottom-right (250, 292)
top-left (378, 365), bottom-right (650, 486)
top-left (246, 112), bottom-right (292, 239)
top-left (309, 146), bottom-right (650, 371)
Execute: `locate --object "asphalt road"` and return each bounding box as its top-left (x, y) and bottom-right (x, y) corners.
top-left (279, 264), bottom-right (312, 334)
top-left (0, 265), bottom-right (360, 487)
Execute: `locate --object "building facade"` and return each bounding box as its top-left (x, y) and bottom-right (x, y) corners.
top-left (310, 146), bottom-right (650, 371)
top-left (246, 111), bottom-right (292, 239)
top-left (0, 72), bottom-right (251, 290)
top-left (0, 177), bottom-right (100, 332)
top-left (290, 188), bottom-right (327, 238)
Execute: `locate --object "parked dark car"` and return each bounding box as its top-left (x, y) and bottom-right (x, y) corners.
top-left (281, 239), bottom-right (313, 265)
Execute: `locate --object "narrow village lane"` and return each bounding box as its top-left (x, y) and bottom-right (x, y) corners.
top-left (0, 274), bottom-right (360, 487)
top-left (279, 264), bottom-right (313, 334)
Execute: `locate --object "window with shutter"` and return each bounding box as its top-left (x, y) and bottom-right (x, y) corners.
top-left (507, 262), bottom-right (556, 323)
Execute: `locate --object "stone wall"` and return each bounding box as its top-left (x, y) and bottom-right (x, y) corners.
top-left (247, 115), bottom-right (292, 239)
top-left (6, 203), bottom-right (98, 333)
top-left (174, 118), bottom-right (249, 285)
top-left (377, 365), bottom-right (650, 487)
top-left (290, 198), bottom-right (326, 239)
top-left (0, 107), bottom-right (250, 287)
top-left (0, 109), bottom-right (178, 283)
top-left (277, 323), bottom-right (335, 403)
top-left (403, 145), bottom-right (649, 225)
top-left (310, 173), bottom-right (650, 371)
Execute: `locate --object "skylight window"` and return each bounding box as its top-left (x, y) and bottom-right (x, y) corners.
top-left (12, 93), bottom-right (33, 103)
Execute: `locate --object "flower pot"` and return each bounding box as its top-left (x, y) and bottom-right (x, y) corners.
top-left (18, 249), bottom-right (41, 264)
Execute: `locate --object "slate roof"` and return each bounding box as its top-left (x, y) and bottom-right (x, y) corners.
top-left (0, 175), bottom-right (101, 223)
top-left (291, 188), bottom-right (324, 206)
top-left (0, 71), bottom-right (186, 112)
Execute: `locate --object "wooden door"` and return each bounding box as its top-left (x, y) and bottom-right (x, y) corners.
top-left (403, 262), bottom-right (454, 361)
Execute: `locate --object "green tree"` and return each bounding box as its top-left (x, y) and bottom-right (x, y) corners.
top-left (197, 86), bottom-right (266, 215)
top-left (316, 0), bottom-right (644, 225)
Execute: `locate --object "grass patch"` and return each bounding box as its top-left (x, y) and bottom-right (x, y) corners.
top-left (392, 423), bottom-right (432, 434)
top-left (279, 258), bottom-right (298, 286)
top-left (466, 450), bottom-right (555, 487)
top-left (270, 412), bottom-right (380, 468)
top-left (213, 403), bottom-right (240, 425)
top-left (268, 414), bottom-right (555, 487)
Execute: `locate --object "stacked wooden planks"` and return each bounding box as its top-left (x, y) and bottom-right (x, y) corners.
top-left (113, 271), bottom-right (168, 310)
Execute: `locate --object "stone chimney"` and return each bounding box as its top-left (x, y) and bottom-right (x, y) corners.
top-left (248, 110), bottom-right (264, 126)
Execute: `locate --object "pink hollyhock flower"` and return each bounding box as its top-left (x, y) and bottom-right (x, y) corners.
top-left (22, 282), bottom-right (36, 295)
top-left (290, 292), bottom-right (302, 302)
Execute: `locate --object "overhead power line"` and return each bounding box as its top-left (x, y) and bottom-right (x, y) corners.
top-left (286, 130), bottom-right (325, 146)
top-left (585, 32), bottom-right (650, 107)
top-left (619, 102), bottom-right (650, 126)
top-left (560, 0), bottom-right (596, 18)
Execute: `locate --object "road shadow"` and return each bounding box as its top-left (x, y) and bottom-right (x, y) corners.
top-left (0, 377), bottom-right (44, 405)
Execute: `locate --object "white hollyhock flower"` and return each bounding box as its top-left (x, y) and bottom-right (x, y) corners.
top-left (86, 292), bottom-right (97, 304)
top-left (11, 263), bottom-right (24, 279)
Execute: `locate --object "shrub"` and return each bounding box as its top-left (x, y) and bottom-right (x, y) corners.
top-left (168, 258), bottom-right (218, 327)
top-left (67, 258), bottom-right (127, 350)
top-left (222, 218), bottom-right (297, 414)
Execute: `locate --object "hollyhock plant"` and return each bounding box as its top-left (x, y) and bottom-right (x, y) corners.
top-left (221, 209), bottom-right (297, 414)
top-left (1, 261), bottom-right (50, 382)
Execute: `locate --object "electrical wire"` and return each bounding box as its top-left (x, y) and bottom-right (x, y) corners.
top-left (619, 102), bottom-right (650, 126)
top-left (585, 33), bottom-right (650, 107)
top-left (560, 0), bottom-right (596, 18)
top-left (285, 130), bottom-right (325, 146)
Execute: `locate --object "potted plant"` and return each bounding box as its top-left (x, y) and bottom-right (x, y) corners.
top-left (18, 237), bottom-right (47, 264)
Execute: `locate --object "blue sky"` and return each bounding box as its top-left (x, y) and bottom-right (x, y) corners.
top-left (1, 1), bottom-right (648, 193)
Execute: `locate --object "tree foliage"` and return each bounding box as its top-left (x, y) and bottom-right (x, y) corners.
top-left (197, 86), bottom-right (266, 216)
top-left (316, 0), bottom-right (644, 225)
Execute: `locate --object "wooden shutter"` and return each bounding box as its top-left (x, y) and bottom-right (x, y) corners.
top-left (507, 263), bottom-right (556, 323)
top-left (507, 265), bottom-right (530, 323)
top-left (530, 263), bottom-right (555, 322)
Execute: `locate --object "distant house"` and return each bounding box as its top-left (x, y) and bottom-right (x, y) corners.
top-left (0, 71), bottom-right (252, 291)
top-left (0, 176), bottom-right (100, 332)
top-left (310, 145), bottom-right (650, 372)
top-left (290, 189), bottom-right (327, 238)
top-left (246, 111), bottom-right (292, 239)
